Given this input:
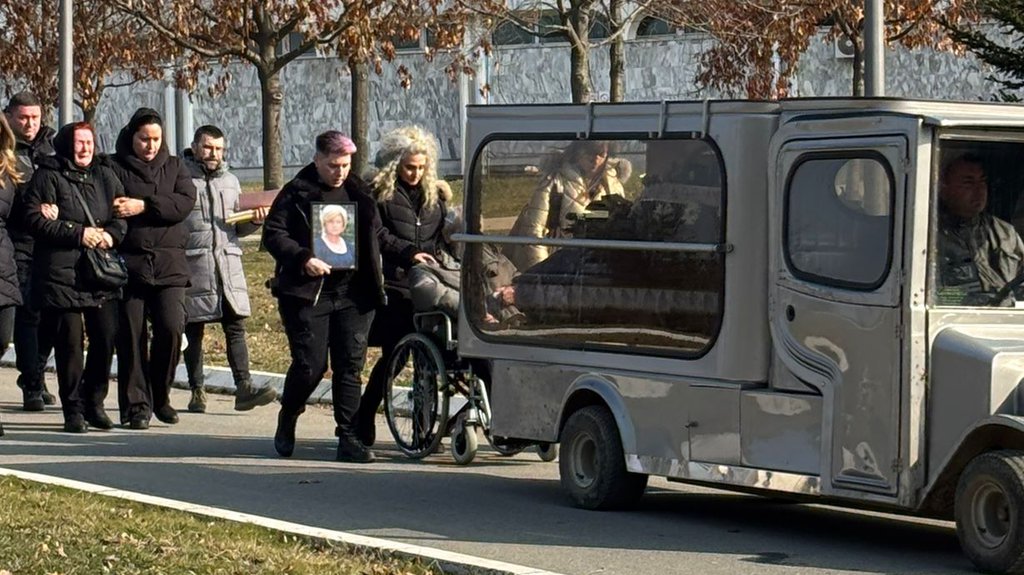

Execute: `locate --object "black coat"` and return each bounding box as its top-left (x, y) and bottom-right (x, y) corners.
top-left (262, 164), bottom-right (385, 311)
top-left (9, 126), bottom-right (56, 268)
top-left (23, 155), bottom-right (127, 309)
top-left (0, 175), bottom-right (23, 308)
top-left (110, 129), bottom-right (196, 288)
top-left (377, 179), bottom-right (446, 293)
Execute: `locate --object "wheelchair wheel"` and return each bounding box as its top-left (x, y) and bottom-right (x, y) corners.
top-left (383, 333), bottom-right (450, 459)
top-left (451, 413), bottom-right (479, 465)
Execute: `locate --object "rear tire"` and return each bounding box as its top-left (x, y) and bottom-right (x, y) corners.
top-left (955, 450), bottom-right (1024, 574)
top-left (559, 405), bottom-right (647, 510)
top-left (537, 442), bottom-right (558, 462)
top-left (383, 333), bottom-right (449, 459)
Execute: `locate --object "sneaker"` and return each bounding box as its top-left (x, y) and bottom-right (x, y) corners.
top-left (41, 384), bottom-right (56, 406)
top-left (337, 432), bottom-right (376, 464)
top-left (129, 416), bottom-right (150, 430)
top-left (188, 387), bottom-right (207, 413)
top-left (85, 409), bottom-right (114, 431)
top-left (22, 389), bottom-right (45, 412)
top-left (154, 405), bottom-right (179, 425)
top-left (63, 415), bottom-right (88, 434)
top-left (274, 410), bottom-right (299, 457)
top-left (234, 382), bottom-right (277, 412)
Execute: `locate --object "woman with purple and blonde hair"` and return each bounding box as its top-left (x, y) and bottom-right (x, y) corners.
top-left (262, 130), bottom-right (386, 463)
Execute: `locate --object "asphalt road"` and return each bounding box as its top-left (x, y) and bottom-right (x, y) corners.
top-left (0, 367), bottom-right (972, 575)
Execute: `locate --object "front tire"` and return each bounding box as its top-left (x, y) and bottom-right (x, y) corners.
top-left (956, 450), bottom-right (1024, 574)
top-left (559, 405), bottom-right (647, 510)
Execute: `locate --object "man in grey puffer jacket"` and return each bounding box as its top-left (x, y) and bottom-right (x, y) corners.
top-left (181, 125), bottom-right (276, 413)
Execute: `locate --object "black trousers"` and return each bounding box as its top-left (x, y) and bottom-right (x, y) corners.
top-left (5, 261), bottom-right (53, 393)
top-left (278, 292), bottom-right (374, 434)
top-left (41, 302), bottom-right (118, 419)
top-left (356, 296), bottom-right (413, 427)
top-left (184, 305), bottom-right (251, 388)
top-left (117, 285), bottom-right (186, 422)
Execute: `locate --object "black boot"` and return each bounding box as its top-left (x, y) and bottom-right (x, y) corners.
top-left (41, 383), bottom-right (56, 406)
top-left (337, 429), bottom-right (375, 463)
top-left (275, 410), bottom-right (299, 457)
top-left (22, 388), bottom-right (45, 412)
top-left (154, 405), bottom-right (179, 424)
top-left (85, 407), bottom-right (114, 431)
top-left (235, 380), bottom-right (277, 412)
top-left (0, 417), bottom-right (5, 437)
top-left (63, 414), bottom-right (88, 434)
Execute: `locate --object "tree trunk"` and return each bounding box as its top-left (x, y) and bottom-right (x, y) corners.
top-left (608, 0), bottom-right (625, 102)
top-left (258, 67), bottom-right (284, 189)
top-left (852, 39), bottom-right (865, 97)
top-left (569, 9), bottom-right (592, 103)
top-left (349, 59), bottom-right (371, 178)
top-left (82, 104), bottom-right (96, 124)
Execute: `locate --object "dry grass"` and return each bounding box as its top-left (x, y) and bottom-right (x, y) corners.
top-left (0, 476), bottom-right (448, 574)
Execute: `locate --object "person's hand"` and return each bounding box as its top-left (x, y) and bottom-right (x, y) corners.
top-left (497, 285), bottom-right (516, 306)
top-left (412, 252), bottom-right (437, 265)
top-left (113, 197), bottom-right (145, 218)
top-left (250, 206), bottom-right (270, 224)
top-left (81, 227), bottom-right (105, 248)
top-left (40, 203), bottom-right (59, 220)
top-left (304, 257), bottom-right (333, 277)
top-left (99, 231), bottom-right (115, 249)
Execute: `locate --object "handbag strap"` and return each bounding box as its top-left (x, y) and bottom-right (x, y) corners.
top-left (68, 182), bottom-right (99, 228)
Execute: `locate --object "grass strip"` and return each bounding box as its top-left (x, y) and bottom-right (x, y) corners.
top-left (0, 476), bottom-right (445, 574)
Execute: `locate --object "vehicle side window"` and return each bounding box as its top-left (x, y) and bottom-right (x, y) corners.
top-left (465, 137), bottom-right (726, 357)
top-left (785, 156), bottom-right (893, 289)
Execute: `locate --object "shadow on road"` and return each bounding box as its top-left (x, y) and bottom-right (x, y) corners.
top-left (0, 427), bottom-right (969, 575)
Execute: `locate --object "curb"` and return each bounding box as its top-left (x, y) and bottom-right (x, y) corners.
top-left (0, 468), bottom-right (563, 575)
top-left (0, 347), bottom-right (335, 406)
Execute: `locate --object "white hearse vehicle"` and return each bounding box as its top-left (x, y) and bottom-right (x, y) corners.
top-left (449, 98), bottom-right (1024, 574)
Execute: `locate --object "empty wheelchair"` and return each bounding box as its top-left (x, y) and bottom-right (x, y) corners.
top-left (382, 310), bottom-right (558, 465)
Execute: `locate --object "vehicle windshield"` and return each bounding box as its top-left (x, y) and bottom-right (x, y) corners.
top-left (933, 134), bottom-right (1024, 308)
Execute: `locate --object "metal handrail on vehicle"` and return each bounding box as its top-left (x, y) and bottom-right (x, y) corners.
top-left (449, 232), bottom-right (733, 254)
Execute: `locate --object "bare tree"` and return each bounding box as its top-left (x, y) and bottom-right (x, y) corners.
top-left (654, 0), bottom-right (977, 99)
top-left (102, 0), bottom-right (443, 188)
top-left (0, 0), bottom-right (178, 122)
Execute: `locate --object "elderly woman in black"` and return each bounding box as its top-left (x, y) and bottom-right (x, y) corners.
top-left (23, 122), bottom-right (126, 433)
top-left (0, 115), bottom-right (26, 437)
top-left (354, 125), bottom-right (451, 446)
top-left (110, 108), bottom-right (196, 429)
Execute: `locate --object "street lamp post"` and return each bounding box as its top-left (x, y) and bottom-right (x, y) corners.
top-left (864, 0), bottom-right (885, 97)
top-left (58, 0), bottom-right (74, 125)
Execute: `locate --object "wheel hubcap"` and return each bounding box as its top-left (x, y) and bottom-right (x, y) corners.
top-left (570, 432), bottom-right (597, 488)
top-left (972, 480), bottom-right (1012, 549)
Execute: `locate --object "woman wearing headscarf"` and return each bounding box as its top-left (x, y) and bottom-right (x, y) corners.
top-left (23, 122), bottom-right (126, 433)
top-left (354, 125), bottom-right (452, 447)
top-left (110, 108), bottom-right (196, 430)
top-left (0, 114), bottom-right (26, 437)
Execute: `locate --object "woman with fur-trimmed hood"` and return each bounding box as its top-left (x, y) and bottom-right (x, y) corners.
top-left (506, 140), bottom-right (631, 271)
top-left (355, 125), bottom-right (452, 446)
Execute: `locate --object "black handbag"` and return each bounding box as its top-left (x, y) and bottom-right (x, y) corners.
top-left (70, 184), bottom-right (129, 290)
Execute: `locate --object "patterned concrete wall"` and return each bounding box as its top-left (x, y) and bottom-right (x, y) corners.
top-left (79, 28), bottom-right (1011, 179)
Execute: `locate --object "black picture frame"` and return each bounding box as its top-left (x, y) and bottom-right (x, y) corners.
top-left (310, 201), bottom-right (358, 270)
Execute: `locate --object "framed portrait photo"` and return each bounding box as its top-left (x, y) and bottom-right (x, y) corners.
top-left (311, 202), bottom-right (358, 270)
